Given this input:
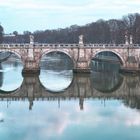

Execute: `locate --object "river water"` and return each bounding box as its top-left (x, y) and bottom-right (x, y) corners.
top-left (0, 53), bottom-right (140, 140)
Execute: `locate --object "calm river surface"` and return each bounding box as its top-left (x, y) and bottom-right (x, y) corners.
top-left (0, 53), bottom-right (140, 140)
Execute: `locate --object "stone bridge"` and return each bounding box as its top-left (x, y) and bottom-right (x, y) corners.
top-left (0, 74), bottom-right (140, 110)
top-left (1, 42), bottom-right (140, 73)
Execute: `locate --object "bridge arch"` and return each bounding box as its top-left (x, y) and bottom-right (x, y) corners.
top-left (0, 50), bottom-right (24, 64)
top-left (40, 50), bottom-right (75, 69)
top-left (0, 50), bottom-right (21, 59)
top-left (91, 50), bottom-right (125, 65)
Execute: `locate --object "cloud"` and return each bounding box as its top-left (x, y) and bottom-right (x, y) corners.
top-left (0, 0), bottom-right (85, 10)
top-left (0, 0), bottom-right (139, 13)
top-left (1, 0), bottom-right (140, 33)
top-left (113, 105), bottom-right (140, 126)
top-left (0, 112), bottom-right (4, 119)
top-left (1, 99), bottom-right (140, 140)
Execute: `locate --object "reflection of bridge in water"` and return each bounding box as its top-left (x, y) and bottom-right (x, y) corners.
top-left (0, 73), bottom-right (140, 110)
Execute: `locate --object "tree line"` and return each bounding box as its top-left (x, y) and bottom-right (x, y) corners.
top-left (0, 24), bottom-right (3, 44)
top-left (3, 13), bottom-right (140, 44)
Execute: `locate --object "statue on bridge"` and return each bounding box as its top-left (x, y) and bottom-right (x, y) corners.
top-left (125, 34), bottom-right (129, 45)
top-left (29, 35), bottom-right (34, 45)
top-left (125, 34), bottom-right (133, 45)
top-left (79, 35), bottom-right (84, 45)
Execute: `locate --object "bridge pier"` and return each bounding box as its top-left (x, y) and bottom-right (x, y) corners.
top-left (73, 68), bottom-right (91, 73)
top-left (22, 59), bottom-right (40, 75)
top-left (22, 44), bottom-right (41, 75)
top-left (120, 65), bottom-right (140, 74)
top-left (22, 68), bottom-right (40, 75)
top-left (74, 45), bottom-right (91, 73)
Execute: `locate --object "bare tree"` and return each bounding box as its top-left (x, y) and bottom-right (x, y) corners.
top-left (0, 24), bottom-right (3, 43)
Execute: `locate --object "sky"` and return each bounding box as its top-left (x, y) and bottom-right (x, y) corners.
top-left (0, 0), bottom-right (140, 34)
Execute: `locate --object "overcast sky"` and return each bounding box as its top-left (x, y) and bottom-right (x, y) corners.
top-left (0, 0), bottom-right (140, 33)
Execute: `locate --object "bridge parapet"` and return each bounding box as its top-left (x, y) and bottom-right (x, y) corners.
top-left (0, 44), bottom-right (30, 48)
top-left (0, 43), bottom-right (140, 49)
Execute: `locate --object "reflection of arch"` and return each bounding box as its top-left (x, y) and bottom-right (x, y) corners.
top-left (92, 50), bottom-right (124, 65)
top-left (39, 73), bottom-right (74, 94)
top-left (90, 71), bottom-right (123, 93)
top-left (38, 70), bottom-right (74, 94)
top-left (40, 50), bottom-right (75, 69)
top-left (0, 75), bottom-right (23, 93)
top-left (0, 87), bottom-right (21, 95)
